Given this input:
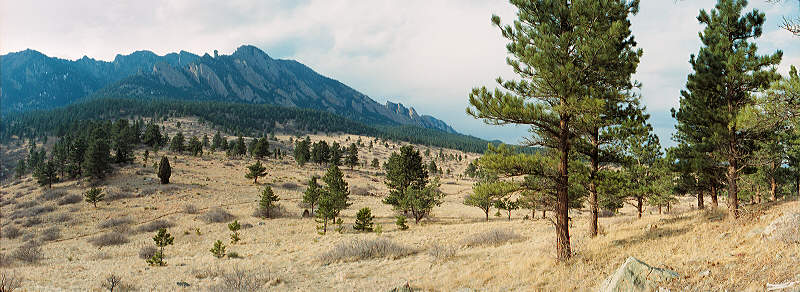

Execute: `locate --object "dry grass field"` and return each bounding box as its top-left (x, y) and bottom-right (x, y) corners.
top-left (1, 118), bottom-right (799, 291)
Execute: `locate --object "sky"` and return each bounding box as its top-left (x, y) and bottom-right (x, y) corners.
top-left (1, 0), bottom-right (798, 147)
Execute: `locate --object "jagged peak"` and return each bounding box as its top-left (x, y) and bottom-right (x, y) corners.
top-left (232, 45), bottom-right (271, 60)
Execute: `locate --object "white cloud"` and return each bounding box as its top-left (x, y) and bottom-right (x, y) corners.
top-left (1, 0), bottom-right (797, 146)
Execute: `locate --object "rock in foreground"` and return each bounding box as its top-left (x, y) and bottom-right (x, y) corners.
top-left (599, 256), bottom-right (679, 292)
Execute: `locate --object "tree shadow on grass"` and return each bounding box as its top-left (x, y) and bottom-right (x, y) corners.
top-left (611, 226), bottom-right (691, 247)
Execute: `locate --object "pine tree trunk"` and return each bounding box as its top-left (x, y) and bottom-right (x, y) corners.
top-left (485, 209), bottom-right (489, 222)
top-left (637, 196), bottom-right (643, 219)
top-left (666, 202), bottom-right (671, 213)
top-left (658, 205), bottom-right (662, 214)
top-left (542, 210), bottom-right (546, 218)
top-left (507, 210), bottom-right (511, 221)
top-left (588, 131), bottom-right (599, 238)
top-left (555, 118), bottom-right (571, 261)
top-left (711, 184), bottom-right (718, 208)
top-left (770, 171), bottom-right (777, 201)
top-left (727, 123), bottom-right (739, 218)
top-left (698, 191), bottom-right (704, 210)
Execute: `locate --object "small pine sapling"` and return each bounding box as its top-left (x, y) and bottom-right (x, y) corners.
top-left (353, 207), bottom-right (374, 232)
top-left (228, 220), bottom-right (241, 244)
top-left (245, 161), bottom-right (268, 184)
top-left (146, 228), bottom-right (174, 266)
top-left (84, 187), bottom-right (104, 208)
top-left (210, 240), bottom-right (226, 259)
top-left (395, 215), bottom-right (409, 230)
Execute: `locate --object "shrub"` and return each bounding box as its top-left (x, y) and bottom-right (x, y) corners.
top-left (52, 212), bottom-right (72, 223)
top-left (40, 226), bottom-right (61, 242)
top-left (15, 200), bottom-right (37, 209)
top-left (208, 266), bottom-right (269, 292)
top-left (227, 251), bottom-right (241, 259)
top-left (318, 238), bottom-right (417, 264)
top-left (105, 191), bottom-right (134, 201)
top-left (0, 272), bottom-right (23, 292)
top-left (201, 208), bottom-right (235, 223)
top-left (0, 253), bottom-right (9, 268)
top-left (38, 189), bottom-right (67, 201)
top-left (98, 217), bottom-right (134, 229)
top-left (84, 187), bottom-right (104, 208)
top-left (136, 220), bottom-right (175, 233)
top-left (22, 217), bottom-right (42, 227)
top-left (10, 205), bottom-right (54, 220)
top-left (281, 182), bottom-right (300, 190)
top-left (182, 204), bottom-right (198, 214)
top-left (427, 244), bottom-right (457, 262)
top-left (138, 246), bottom-right (158, 260)
top-left (89, 233), bottom-right (129, 248)
top-left (12, 243), bottom-right (43, 264)
top-left (351, 186), bottom-right (374, 197)
top-left (3, 226), bottom-right (22, 239)
top-left (58, 194), bottom-right (82, 205)
top-left (0, 198), bottom-right (17, 207)
top-left (461, 229), bottom-right (523, 247)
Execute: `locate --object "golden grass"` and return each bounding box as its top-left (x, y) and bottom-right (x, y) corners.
top-left (0, 119), bottom-right (798, 290)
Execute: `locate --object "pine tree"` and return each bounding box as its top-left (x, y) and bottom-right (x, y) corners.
top-left (84, 187), bottom-right (104, 208)
top-left (371, 158), bottom-right (379, 168)
top-left (329, 142), bottom-right (343, 166)
top-left (169, 132), bottom-right (185, 153)
top-left (112, 119), bottom-right (135, 163)
top-left (294, 137), bottom-right (311, 166)
top-left (143, 122), bottom-right (163, 148)
top-left (14, 159), bottom-right (26, 178)
top-left (494, 196), bottom-right (519, 221)
top-left (353, 207), bottom-right (374, 232)
top-left (34, 160), bottom-right (59, 188)
top-left (303, 176), bottom-right (322, 215)
top-left (673, 0), bottom-right (782, 218)
top-left (188, 136), bottom-right (203, 156)
top-left (345, 143), bottom-right (359, 169)
top-left (383, 146), bottom-right (442, 223)
top-left (311, 141), bottom-right (330, 165)
top-left (466, 181), bottom-right (516, 221)
top-left (233, 137), bottom-right (247, 157)
top-left (83, 129), bottom-right (111, 180)
top-left (245, 161), bottom-right (268, 184)
top-left (316, 165), bottom-right (351, 234)
top-left (258, 185), bottom-right (280, 218)
top-left (202, 134), bottom-right (210, 149)
top-left (158, 156), bottom-right (171, 184)
top-left (252, 137), bottom-right (271, 160)
top-left (147, 228), bottom-right (174, 266)
top-left (466, 0), bottom-right (642, 260)
top-left (211, 131), bottom-right (224, 151)
top-left (427, 160), bottom-right (438, 176)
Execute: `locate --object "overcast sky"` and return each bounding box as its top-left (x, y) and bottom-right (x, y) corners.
top-left (1, 0), bottom-right (798, 147)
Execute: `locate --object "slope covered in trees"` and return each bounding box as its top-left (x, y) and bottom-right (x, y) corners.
top-left (0, 97), bottom-right (498, 153)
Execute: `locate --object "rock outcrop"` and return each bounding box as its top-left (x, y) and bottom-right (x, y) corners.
top-left (599, 256), bottom-right (679, 292)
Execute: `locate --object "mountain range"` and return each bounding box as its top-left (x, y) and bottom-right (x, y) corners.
top-left (0, 45), bottom-right (456, 133)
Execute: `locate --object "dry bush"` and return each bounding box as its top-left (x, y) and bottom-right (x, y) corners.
top-left (252, 204), bottom-right (287, 219)
top-left (208, 266), bottom-right (271, 292)
top-left (319, 238), bottom-right (417, 264)
top-left (351, 186), bottom-right (376, 197)
top-left (98, 217), bottom-right (134, 229)
top-left (138, 188), bottom-right (157, 197)
top-left (426, 244), bottom-right (457, 262)
top-left (21, 217), bottom-right (42, 227)
top-left (12, 243), bottom-right (43, 264)
top-left (138, 246), bottom-right (158, 260)
top-left (57, 194), bottom-right (82, 205)
top-left (105, 191), bottom-right (134, 201)
top-left (599, 209), bottom-right (615, 218)
top-left (88, 232), bottom-right (129, 248)
top-left (3, 225), bottom-right (22, 239)
top-left (0, 198), bottom-right (17, 207)
top-left (51, 212), bottom-right (72, 223)
top-left (202, 208), bottom-right (235, 223)
top-left (11, 205), bottom-right (54, 220)
top-left (100, 273), bottom-right (136, 292)
top-left (136, 220), bottom-right (175, 233)
top-left (38, 189), bottom-right (67, 201)
top-left (15, 201), bottom-right (37, 209)
top-left (182, 204), bottom-right (199, 214)
top-left (40, 226), bottom-right (61, 242)
top-left (193, 265), bottom-right (224, 279)
top-left (280, 182), bottom-right (300, 190)
top-left (461, 229), bottom-right (523, 247)
top-left (0, 272), bottom-right (23, 292)
top-left (0, 253), bottom-right (9, 268)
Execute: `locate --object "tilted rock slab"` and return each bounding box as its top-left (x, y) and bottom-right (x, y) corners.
top-left (599, 256), bottom-right (679, 292)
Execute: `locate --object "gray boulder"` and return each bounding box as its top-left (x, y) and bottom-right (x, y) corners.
top-left (599, 256), bottom-right (679, 292)
top-left (762, 212), bottom-right (800, 244)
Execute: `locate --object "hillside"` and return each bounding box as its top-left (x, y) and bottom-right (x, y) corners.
top-left (0, 46), bottom-right (456, 134)
top-left (0, 118), bottom-right (798, 291)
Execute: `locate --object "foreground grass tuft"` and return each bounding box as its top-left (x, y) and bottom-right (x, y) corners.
top-left (319, 238), bottom-right (417, 264)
